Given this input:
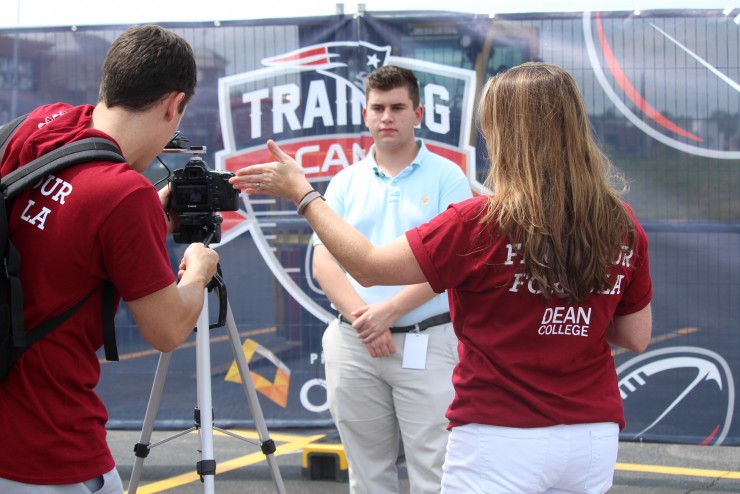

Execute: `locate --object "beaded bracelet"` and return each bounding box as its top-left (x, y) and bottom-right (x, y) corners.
top-left (297, 190), bottom-right (325, 215)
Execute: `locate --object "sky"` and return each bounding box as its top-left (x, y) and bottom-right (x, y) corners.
top-left (0, 0), bottom-right (734, 28)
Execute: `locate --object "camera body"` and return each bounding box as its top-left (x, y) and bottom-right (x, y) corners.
top-left (169, 157), bottom-right (239, 213)
top-left (161, 134), bottom-right (240, 244)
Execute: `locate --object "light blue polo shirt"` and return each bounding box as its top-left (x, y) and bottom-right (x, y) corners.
top-left (314, 139), bottom-right (473, 326)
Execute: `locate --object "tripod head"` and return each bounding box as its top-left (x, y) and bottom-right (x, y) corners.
top-left (174, 212), bottom-right (223, 246)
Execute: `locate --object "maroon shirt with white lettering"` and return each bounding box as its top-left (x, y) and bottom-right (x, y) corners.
top-left (0, 103), bottom-right (175, 484)
top-left (406, 195), bottom-right (652, 430)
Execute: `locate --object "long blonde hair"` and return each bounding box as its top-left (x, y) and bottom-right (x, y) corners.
top-left (478, 62), bottom-right (635, 303)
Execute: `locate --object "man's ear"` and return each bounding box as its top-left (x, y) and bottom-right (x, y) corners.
top-left (165, 91), bottom-right (186, 121)
top-left (415, 105), bottom-right (424, 126)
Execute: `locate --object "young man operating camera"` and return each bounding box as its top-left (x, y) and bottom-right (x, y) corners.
top-left (0, 25), bottom-right (219, 493)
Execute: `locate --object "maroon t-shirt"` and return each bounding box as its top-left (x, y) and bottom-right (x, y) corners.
top-left (407, 195), bottom-right (652, 430)
top-left (0, 104), bottom-right (176, 484)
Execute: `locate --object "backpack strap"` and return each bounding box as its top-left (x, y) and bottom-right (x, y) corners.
top-left (0, 114), bottom-right (30, 350)
top-left (101, 281), bottom-right (118, 361)
top-left (1, 115), bottom-right (124, 362)
top-left (1, 137), bottom-right (125, 199)
top-left (23, 293), bottom-right (93, 347)
top-left (0, 114), bottom-right (29, 160)
top-left (22, 281), bottom-right (119, 362)
top-left (5, 238), bottom-right (26, 348)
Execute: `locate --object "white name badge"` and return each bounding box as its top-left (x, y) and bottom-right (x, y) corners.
top-left (402, 332), bottom-right (429, 369)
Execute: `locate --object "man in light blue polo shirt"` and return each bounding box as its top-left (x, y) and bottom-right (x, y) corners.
top-left (312, 65), bottom-right (472, 494)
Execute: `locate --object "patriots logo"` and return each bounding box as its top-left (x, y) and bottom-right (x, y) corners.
top-left (260, 41), bottom-right (391, 91)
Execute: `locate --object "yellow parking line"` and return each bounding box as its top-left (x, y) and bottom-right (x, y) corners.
top-left (211, 429), bottom-right (321, 444)
top-left (616, 462), bottom-right (740, 479)
top-left (124, 432), bottom-right (324, 493)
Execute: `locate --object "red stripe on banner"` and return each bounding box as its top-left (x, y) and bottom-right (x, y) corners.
top-left (595, 12), bottom-right (703, 142)
top-left (225, 136), bottom-right (374, 180)
top-left (699, 424), bottom-right (720, 445)
top-left (225, 138), bottom-right (469, 182)
top-left (269, 46), bottom-right (329, 65)
top-left (425, 143), bottom-right (468, 175)
top-left (303, 59), bottom-right (331, 66)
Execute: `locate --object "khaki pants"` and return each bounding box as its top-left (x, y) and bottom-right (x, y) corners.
top-left (323, 319), bottom-right (459, 494)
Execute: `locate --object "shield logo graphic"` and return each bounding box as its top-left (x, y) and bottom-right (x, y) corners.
top-left (214, 41), bottom-right (478, 323)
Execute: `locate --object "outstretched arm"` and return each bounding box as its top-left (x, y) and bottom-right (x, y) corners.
top-left (230, 140), bottom-right (426, 288)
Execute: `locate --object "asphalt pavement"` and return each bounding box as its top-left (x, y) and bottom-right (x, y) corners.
top-left (107, 427), bottom-right (740, 494)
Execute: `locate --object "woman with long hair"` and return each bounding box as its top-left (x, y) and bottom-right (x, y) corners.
top-left (231, 62), bottom-right (652, 494)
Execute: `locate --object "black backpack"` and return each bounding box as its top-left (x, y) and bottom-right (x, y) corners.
top-left (0, 113), bottom-right (125, 380)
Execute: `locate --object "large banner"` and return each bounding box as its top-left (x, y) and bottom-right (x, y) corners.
top-left (1, 9), bottom-right (738, 445)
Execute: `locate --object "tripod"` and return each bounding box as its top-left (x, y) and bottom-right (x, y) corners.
top-left (127, 281), bottom-right (287, 494)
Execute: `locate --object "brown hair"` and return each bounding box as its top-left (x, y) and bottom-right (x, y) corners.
top-left (99, 25), bottom-right (196, 113)
top-left (478, 62), bottom-right (635, 303)
top-left (366, 65), bottom-right (420, 108)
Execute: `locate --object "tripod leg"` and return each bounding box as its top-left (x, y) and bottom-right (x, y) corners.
top-left (196, 290), bottom-right (216, 494)
top-left (128, 350), bottom-right (174, 494)
top-left (225, 301), bottom-right (287, 494)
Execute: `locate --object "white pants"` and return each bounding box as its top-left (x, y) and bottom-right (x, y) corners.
top-left (442, 422), bottom-right (619, 494)
top-left (323, 319), bottom-right (459, 494)
top-left (0, 467), bottom-right (123, 494)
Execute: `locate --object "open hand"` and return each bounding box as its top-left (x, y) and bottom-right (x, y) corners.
top-left (228, 140), bottom-right (313, 204)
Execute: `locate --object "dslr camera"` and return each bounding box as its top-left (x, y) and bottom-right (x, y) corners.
top-left (163, 134), bottom-right (240, 244)
top-left (169, 159), bottom-right (239, 213)
top-left (166, 135), bottom-right (239, 213)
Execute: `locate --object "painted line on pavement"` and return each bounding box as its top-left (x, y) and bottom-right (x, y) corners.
top-left (616, 462), bottom-right (740, 479)
top-left (123, 431), bottom-right (324, 493)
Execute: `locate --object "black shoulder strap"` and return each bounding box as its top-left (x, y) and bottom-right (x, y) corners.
top-left (0, 114), bottom-right (30, 350)
top-left (101, 281), bottom-right (118, 361)
top-left (0, 114), bottom-right (29, 160)
top-left (23, 281), bottom-right (118, 362)
top-left (24, 293), bottom-right (93, 347)
top-left (1, 114), bottom-right (123, 362)
top-left (2, 137), bottom-right (125, 199)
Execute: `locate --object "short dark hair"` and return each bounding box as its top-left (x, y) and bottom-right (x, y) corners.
top-left (98, 25), bottom-right (196, 113)
top-left (365, 65), bottom-right (420, 108)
